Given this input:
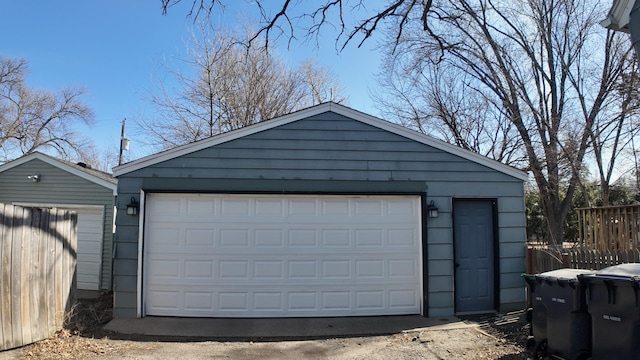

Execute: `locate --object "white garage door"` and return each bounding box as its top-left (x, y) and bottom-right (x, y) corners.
top-left (143, 194), bottom-right (422, 317)
top-left (74, 208), bottom-right (105, 290)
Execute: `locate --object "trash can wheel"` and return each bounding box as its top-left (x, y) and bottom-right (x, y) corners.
top-left (532, 339), bottom-right (547, 360)
top-left (525, 336), bottom-right (536, 351)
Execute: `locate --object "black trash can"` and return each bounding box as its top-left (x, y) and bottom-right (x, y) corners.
top-left (579, 263), bottom-right (640, 360)
top-left (523, 273), bottom-right (548, 357)
top-left (537, 269), bottom-right (594, 360)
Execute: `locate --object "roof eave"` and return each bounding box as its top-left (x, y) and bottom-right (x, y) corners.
top-left (0, 152), bottom-right (118, 195)
top-left (113, 102), bottom-right (528, 182)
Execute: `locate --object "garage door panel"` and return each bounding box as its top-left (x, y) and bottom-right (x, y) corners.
top-left (255, 229), bottom-right (285, 247)
top-left (149, 225), bottom-right (418, 250)
top-left (184, 259), bottom-right (215, 277)
top-left (219, 292), bottom-right (249, 310)
top-left (185, 198), bottom-right (216, 216)
top-left (185, 229), bottom-right (215, 246)
top-left (184, 291), bottom-right (214, 310)
top-left (253, 292), bottom-right (283, 310)
top-left (219, 229), bottom-right (250, 247)
top-left (147, 258), bottom-right (180, 279)
top-left (145, 256), bottom-right (419, 283)
top-left (389, 290), bottom-right (420, 308)
top-left (144, 194), bottom-right (422, 317)
top-left (389, 229), bottom-right (419, 246)
top-left (219, 260), bottom-right (250, 279)
top-left (148, 198), bottom-right (183, 216)
top-left (145, 283), bottom-right (420, 316)
top-left (321, 199), bottom-right (350, 215)
top-left (254, 260), bottom-right (284, 279)
top-left (220, 198), bottom-right (251, 216)
top-left (148, 227), bottom-right (181, 246)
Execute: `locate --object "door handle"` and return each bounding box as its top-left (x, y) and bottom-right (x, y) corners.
top-left (455, 263), bottom-right (460, 268)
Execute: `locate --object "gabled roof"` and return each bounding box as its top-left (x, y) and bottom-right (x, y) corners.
top-left (0, 152), bottom-right (118, 195)
top-left (113, 102), bottom-right (528, 181)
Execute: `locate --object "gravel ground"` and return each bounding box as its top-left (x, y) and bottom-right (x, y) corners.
top-left (0, 294), bottom-right (530, 360)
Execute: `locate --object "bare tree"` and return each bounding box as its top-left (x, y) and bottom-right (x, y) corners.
top-left (375, 60), bottom-right (526, 167)
top-left (163, 1), bottom-right (639, 246)
top-left (0, 57), bottom-right (94, 163)
top-left (159, 1), bottom-right (437, 50)
top-left (589, 57), bottom-right (640, 205)
top-left (396, 1), bottom-right (635, 246)
top-left (374, 2), bottom-right (639, 235)
top-left (297, 58), bottom-right (347, 106)
top-left (138, 24), bottom-right (346, 150)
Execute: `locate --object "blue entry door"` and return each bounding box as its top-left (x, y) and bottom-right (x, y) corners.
top-left (453, 200), bottom-right (495, 313)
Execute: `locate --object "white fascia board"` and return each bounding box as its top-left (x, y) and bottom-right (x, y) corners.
top-left (601, 0), bottom-right (634, 31)
top-left (0, 152), bottom-right (118, 195)
top-left (113, 102), bottom-right (528, 181)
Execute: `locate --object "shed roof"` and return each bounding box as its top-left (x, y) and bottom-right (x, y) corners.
top-left (0, 152), bottom-right (118, 195)
top-left (113, 102), bottom-right (528, 181)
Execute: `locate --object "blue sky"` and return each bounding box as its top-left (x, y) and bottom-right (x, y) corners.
top-left (0, 1), bottom-right (382, 164)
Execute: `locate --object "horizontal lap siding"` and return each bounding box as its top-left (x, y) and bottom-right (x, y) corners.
top-left (115, 112), bottom-right (526, 317)
top-left (0, 159), bottom-right (115, 290)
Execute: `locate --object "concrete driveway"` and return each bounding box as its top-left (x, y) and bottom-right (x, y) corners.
top-left (103, 315), bottom-right (471, 339)
top-left (0, 313), bottom-right (527, 359)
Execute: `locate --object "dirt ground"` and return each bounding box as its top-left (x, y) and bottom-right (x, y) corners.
top-left (0, 294), bottom-right (530, 360)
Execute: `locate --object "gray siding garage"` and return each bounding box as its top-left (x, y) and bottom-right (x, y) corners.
top-left (0, 152), bottom-right (117, 292)
top-left (113, 102), bottom-right (527, 318)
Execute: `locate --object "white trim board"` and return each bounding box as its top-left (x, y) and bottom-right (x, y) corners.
top-left (12, 202), bottom-right (105, 210)
top-left (113, 102), bottom-right (528, 181)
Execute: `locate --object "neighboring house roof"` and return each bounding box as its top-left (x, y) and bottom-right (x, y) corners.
top-left (113, 102), bottom-right (528, 181)
top-left (0, 152), bottom-right (118, 195)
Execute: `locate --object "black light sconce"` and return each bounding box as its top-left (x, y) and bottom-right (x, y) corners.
top-left (427, 200), bottom-right (439, 218)
top-left (126, 197), bottom-right (139, 216)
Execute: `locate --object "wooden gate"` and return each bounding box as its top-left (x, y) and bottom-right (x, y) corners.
top-left (0, 204), bottom-right (77, 351)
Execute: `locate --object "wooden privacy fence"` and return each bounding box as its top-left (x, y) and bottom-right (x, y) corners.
top-left (527, 246), bottom-right (565, 273)
top-left (527, 247), bottom-right (640, 273)
top-left (0, 204), bottom-right (77, 351)
top-left (578, 205), bottom-right (640, 250)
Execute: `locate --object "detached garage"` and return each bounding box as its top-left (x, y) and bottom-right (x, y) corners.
top-left (0, 152), bottom-right (117, 293)
top-left (112, 102), bottom-right (527, 319)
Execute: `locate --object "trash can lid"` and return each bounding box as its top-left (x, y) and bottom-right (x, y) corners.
top-left (535, 268), bottom-right (595, 281)
top-left (596, 263), bottom-right (640, 277)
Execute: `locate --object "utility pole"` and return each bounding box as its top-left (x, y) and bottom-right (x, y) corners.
top-left (118, 119), bottom-right (129, 166)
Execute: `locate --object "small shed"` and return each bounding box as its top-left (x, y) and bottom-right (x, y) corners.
top-left (112, 102), bottom-right (528, 318)
top-left (0, 152), bottom-right (117, 292)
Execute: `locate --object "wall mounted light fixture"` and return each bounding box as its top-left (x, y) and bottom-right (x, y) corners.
top-left (126, 197), bottom-right (139, 215)
top-left (427, 200), bottom-right (439, 218)
top-left (27, 174), bottom-right (40, 182)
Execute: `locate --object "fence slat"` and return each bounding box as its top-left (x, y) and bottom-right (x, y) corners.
top-left (20, 208), bottom-right (32, 346)
top-left (0, 205), bottom-right (77, 351)
top-left (10, 207), bottom-right (24, 349)
top-left (29, 209), bottom-right (42, 343)
top-left (0, 204), bottom-right (7, 349)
